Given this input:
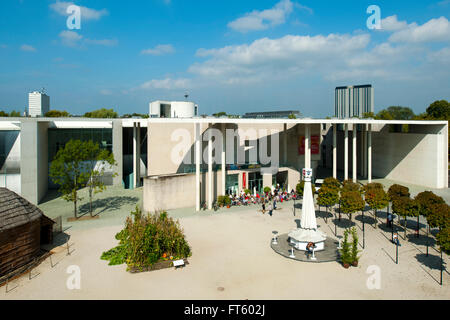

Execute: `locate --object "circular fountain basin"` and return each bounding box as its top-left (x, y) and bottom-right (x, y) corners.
top-left (288, 228), bottom-right (327, 252)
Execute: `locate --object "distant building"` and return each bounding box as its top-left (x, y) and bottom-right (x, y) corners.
top-left (149, 101), bottom-right (198, 118)
top-left (28, 91), bottom-right (50, 117)
top-left (335, 85), bottom-right (374, 119)
top-left (242, 110), bottom-right (301, 119)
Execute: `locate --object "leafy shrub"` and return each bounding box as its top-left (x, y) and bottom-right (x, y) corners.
top-left (317, 186), bottom-right (339, 208)
top-left (101, 206), bottom-right (192, 270)
top-left (340, 229), bottom-right (352, 266)
top-left (362, 183), bottom-right (384, 194)
top-left (350, 227), bottom-right (360, 264)
top-left (296, 181), bottom-right (316, 197)
top-left (427, 203), bottom-right (450, 229)
top-left (323, 177), bottom-right (341, 190)
top-left (415, 191), bottom-right (445, 218)
top-left (388, 184), bottom-right (410, 201)
top-left (217, 195), bottom-right (231, 206)
top-left (342, 180), bottom-right (361, 194)
top-left (392, 197), bottom-right (419, 238)
top-left (436, 226), bottom-right (450, 254)
top-left (365, 188), bottom-right (389, 228)
top-left (244, 189), bottom-right (251, 195)
top-left (264, 186), bottom-right (271, 194)
top-left (340, 191), bottom-right (365, 220)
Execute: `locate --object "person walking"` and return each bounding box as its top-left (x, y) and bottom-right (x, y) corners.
top-left (268, 203), bottom-right (273, 216)
top-left (262, 202), bottom-right (266, 214)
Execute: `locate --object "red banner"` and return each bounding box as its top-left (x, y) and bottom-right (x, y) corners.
top-left (298, 136), bottom-right (320, 155)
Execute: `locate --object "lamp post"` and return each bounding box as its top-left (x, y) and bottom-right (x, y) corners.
top-left (362, 210), bottom-right (365, 249)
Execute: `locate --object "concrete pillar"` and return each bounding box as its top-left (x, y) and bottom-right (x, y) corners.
top-left (333, 124), bottom-right (337, 179)
top-left (221, 123), bottom-right (226, 195)
top-left (344, 124), bottom-right (348, 181)
top-left (20, 120), bottom-right (49, 205)
top-left (263, 173), bottom-right (272, 190)
top-left (208, 123), bottom-right (213, 210)
top-left (283, 123), bottom-right (287, 165)
top-left (133, 122), bottom-right (141, 188)
top-left (368, 124), bottom-right (372, 183)
top-left (112, 120), bottom-right (123, 186)
top-left (353, 124), bottom-right (357, 183)
top-left (305, 124), bottom-right (311, 169)
top-left (195, 123), bottom-right (201, 211)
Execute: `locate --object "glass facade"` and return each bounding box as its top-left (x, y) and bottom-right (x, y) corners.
top-left (48, 128), bottom-right (113, 162)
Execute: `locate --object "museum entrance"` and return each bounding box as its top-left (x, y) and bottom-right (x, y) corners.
top-left (248, 172), bottom-right (263, 194)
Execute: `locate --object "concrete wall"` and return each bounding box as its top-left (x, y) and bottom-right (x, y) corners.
top-left (143, 171), bottom-right (224, 212)
top-left (372, 125), bottom-right (448, 189)
top-left (0, 130), bottom-right (21, 193)
top-left (20, 121), bottom-right (48, 204)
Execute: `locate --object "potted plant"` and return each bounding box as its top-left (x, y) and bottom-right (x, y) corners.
top-left (350, 227), bottom-right (360, 267)
top-left (339, 229), bottom-right (352, 269)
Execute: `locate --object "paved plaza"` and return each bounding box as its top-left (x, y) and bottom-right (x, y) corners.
top-left (0, 177), bottom-right (449, 300)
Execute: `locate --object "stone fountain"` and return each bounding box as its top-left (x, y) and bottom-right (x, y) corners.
top-left (288, 168), bottom-right (327, 252)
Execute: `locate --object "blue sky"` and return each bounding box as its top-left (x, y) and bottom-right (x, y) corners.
top-left (0, 0), bottom-right (449, 117)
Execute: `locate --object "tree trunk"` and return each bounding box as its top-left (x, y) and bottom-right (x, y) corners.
top-left (404, 216), bottom-right (407, 240)
top-left (74, 198), bottom-right (77, 219)
top-left (417, 216), bottom-right (420, 238)
top-left (326, 206), bottom-right (328, 223)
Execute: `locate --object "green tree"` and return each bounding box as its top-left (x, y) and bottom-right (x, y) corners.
top-left (415, 191), bottom-right (445, 236)
top-left (322, 177), bottom-right (341, 191)
top-left (365, 187), bottom-right (389, 229)
top-left (350, 227), bottom-right (360, 266)
top-left (264, 186), bottom-right (271, 194)
top-left (213, 112), bottom-right (227, 117)
top-left (288, 113), bottom-right (297, 119)
top-left (9, 110), bottom-right (21, 117)
top-left (436, 226), bottom-right (450, 255)
top-left (0, 111), bottom-right (9, 117)
top-left (375, 109), bottom-right (394, 120)
top-left (339, 228), bottom-right (352, 267)
top-left (386, 106), bottom-right (415, 120)
top-left (427, 203), bottom-right (450, 230)
top-left (296, 181), bottom-right (316, 197)
top-left (362, 112), bottom-right (375, 119)
top-left (340, 191), bottom-right (365, 222)
top-left (388, 184), bottom-right (410, 202)
top-left (342, 179), bottom-right (361, 194)
top-left (84, 108), bottom-right (118, 118)
top-left (49, 140), bottom-right (91, 218)
top-left (362, 182), bottom-right (383, 194)
top-left (392, 197), bottom-right (419, 239)
top-left (426, 100), bottom-right (450, 120)
top-left (45, 110), bottom-right (71, 117)
top-left (84, 140), bottom-right (117, 216)
top-left (317, 186), bottom-right (339, 223)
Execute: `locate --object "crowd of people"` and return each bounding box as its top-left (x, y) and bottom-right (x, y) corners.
top-left (227, 184), bottom-right (297, 216)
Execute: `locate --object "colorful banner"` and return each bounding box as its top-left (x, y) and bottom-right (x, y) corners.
top-left (298, 136), bottom-right (320, 155)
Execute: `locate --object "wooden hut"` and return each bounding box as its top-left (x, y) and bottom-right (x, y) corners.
top-left (0, 188), bottom-right (54, 277)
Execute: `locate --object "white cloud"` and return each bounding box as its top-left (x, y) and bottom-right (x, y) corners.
top-left (227, 0), bottom-right (295, 33)
top-left (50, 1), bottom-right (108, 20)
top-left (190, 33), bottom-right (371, 83)
top-left (59, 30), bottom-right (117, 47)
top-left (139, 78), bottom-right (191, 90)
top-left (141, 44), bottom-right (175, 56)
top-left (59, 30), bottom-right (83, 47)
top-left (20, 44), bottom-right (36, 52)
top-left (389, 17), bottom-right (450, 43)
top-left (428, 47), bottom-right (450, 64)
top-left (380, 15), bottom-right (409, 31)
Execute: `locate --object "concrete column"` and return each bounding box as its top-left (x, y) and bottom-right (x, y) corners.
top-left (362, 125), bottom-right (367, 178)
top-left (263, 173), bottom-right (272, 190)
top-left (305, 124), bottom-right (311, 169)
top-left (133, 122), bottom-right (141, 188)
top-left (283, 123), bottom-right (287, 165)
top-left (20, 120), bottom-right (49, 205)
top-left (368, 124), bottom-right (372, 183)
top-left (112, 120), bottom-right (123, 186)
top-left (333, 124), bottom-right (337, 179)
top-left (344, 124), bottom-right (348, 181)
top-left (353, 124), bottom-right (357, 182)
top-left (221, 123), bottom-right (226, 195)
top-left (208, 123), bottom-right (213, 210)
top-left (195, 123), bottom-right (201, 211)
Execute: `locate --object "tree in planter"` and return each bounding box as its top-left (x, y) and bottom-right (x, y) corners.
top-left (415, 191), bottom-right (445, 238)
top-left (244, 188), bottom-right (252, 195)
top-left (392, 197), bottom-right (419, 239)
top-left (339, 228), bottom-right (352, 268)
top-left (365, 187), bottom-right (389, 229)
top-left (264, 186), bottom-right (271, 195)
top-left (296, 180), bottom-right (316, 198)
top-left (85, 140), bottom-right (117, 216)
top-left (317, 186), bottom-right (339, 223)
top-left (217, 195), bottom-right (231, 207)
top-left (340, 191), bottom-right (365, 224)
top-left (49, 139), bottom-right (91, 219)
top-left (350, 227), bottom-right (360, 267)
